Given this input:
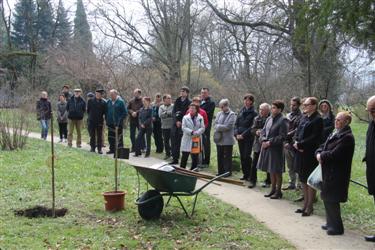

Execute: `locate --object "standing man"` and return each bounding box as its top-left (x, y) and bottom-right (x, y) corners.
top-left (62, 84), bottom-right (72, 100)
top-left (283, 97), bottom-right (303, 190)
top-left (152, 93), bottom-right (164, 153)
top-left (234, 94), bottom-right (258, 180)
top-left (66, 89), bottom-right (86, 148)
top-left (364, 95), bottom-right (375, 242)
top-left (159, 94), bottom-right (174, 160)
top-left (248, 103), bottom-right (271, 188)
top-left (87, 89), bottom-right (107, 154)
top-left (106, 89), bottom-right (128, 154)
top-left (200, 88), bottom-right (216, 167)
top-left (128, 89), bottom-right (143, 152)
top-left (170, 86), bottom-right (191, 164)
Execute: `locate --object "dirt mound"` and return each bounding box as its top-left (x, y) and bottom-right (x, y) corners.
top-left (14, 206), bottom-right (68, 218)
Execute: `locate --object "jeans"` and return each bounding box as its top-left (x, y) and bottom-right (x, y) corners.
top-left (135, 127), bottom-right (152, 155)
top-left (40, 119), bottom-right (49, 139)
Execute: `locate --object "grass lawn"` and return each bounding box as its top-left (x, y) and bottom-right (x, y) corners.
top-left (2, 108), bottom-right (373, 235)
top-left (0, 139), bottom-right (294, 249)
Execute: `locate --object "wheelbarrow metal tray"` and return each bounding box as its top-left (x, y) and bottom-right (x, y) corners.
top-left (132, 165), bottom-right (197, 192)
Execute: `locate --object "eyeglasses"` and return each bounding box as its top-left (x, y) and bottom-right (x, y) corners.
top-left (366, 108), bottom-right (375, 114)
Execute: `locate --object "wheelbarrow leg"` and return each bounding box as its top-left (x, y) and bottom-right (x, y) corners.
top-left (175, 196), bottom-right (190, 218)
top-left (165, 195), bottom-right (173, 207)
top-left (191, 193), bottom-right (199, 216)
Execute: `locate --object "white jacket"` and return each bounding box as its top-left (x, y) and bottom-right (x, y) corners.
top-left (180, 113), bottom-right (205, 152)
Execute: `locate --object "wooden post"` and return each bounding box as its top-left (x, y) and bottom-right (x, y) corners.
top-left (50, 112), bottom-right (56, 218)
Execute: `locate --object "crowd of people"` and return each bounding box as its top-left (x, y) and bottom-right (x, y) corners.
top-left (36, 85), bottom-right (374, 241)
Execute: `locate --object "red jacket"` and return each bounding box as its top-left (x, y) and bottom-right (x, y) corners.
top-left (186, 108), bottom-right (209, 128)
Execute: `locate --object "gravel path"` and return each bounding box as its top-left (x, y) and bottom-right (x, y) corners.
top-left (27, 132), bottom-right (374, 250)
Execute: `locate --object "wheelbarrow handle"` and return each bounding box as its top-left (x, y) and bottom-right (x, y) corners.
top-left (135, 193), bottom-right (162, 205)
top-left (192, 172), bottom-right (230, 195)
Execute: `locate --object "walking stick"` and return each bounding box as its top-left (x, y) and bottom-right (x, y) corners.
top-left (50, 112), bottom-right (56, 217)
top-left (350, 179), bottom-right (368, 189)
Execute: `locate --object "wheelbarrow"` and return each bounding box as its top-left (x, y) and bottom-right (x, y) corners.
top-left (131, 164), bottom-right (228, 220)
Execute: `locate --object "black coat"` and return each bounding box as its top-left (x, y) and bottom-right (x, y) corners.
top-left (66, 96), bottom-right (86, 120)
top-left (172, 97), bottom-right (191, 123)
top-left (364, 120), bottom-right (375, 195)
top-left (36, 98), bottom-right (52, 120)
top-left (234, 106), bottom-right (258, 140)
top-left (200, 97), bottom-right (215, 128)
top-left (87, 98), bottom-right (107, 126)
top-left (316, 126), bottom-right (355, 202)
top-left (294, 111), bottom-right (323, 182)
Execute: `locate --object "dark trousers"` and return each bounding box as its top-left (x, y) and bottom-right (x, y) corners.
top-left (324, 201), bottom-right (344, 233)
top-left (180, 152), bottom-right (199, 170)
top-left (135, 127), bottom-right (152, 155)
top-left (89, 124), bottom-right (103, 151)
top-left (217, 145), bottom-right (233, 175)
top-left (202, 128), bottom-right (211, 165)
top-left (171, 125), bottom-right (182, 161)
top-left (130, 121), bottom-right (139, 151)
top-left (108, 124), bottom-right (123, 152)
top-left (153, 121), bottom-right (164, 153)
top-left (162, 128), bottom-right (171, 157)
top-left (250, 151), bottom-right (260, 183)
top-left (58, 122), bottom-right (67, 140)
top-left (238, 139), bottom-right (253, 179)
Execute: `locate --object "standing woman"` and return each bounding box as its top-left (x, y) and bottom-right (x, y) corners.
top-left (57, 94), bottom-right (68, 142)
top-left (214, 99), bottom-right (236, 177)
top-left (134, 97), bottom-right (153, 157)
top-left (180, 103), bottom-right (205, 170)
top-left (316, 112), bottom-right (355, 235)
top-left (257, 100), bottom-right (288, 199)
top-left (36, 91), bottom-right (52, 140)
top-left (294, 97), bottom-right (323, 216)
top-left (319, 99), bottom-right (335, 142)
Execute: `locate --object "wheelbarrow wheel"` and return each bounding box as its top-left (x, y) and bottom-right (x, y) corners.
top-left (136, 190), bottom-right (164, 220)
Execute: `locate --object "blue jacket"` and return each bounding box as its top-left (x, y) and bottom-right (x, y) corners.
top-left (106, 97), bottom-right (128, 127)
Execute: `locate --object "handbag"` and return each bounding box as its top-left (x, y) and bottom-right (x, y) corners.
top-left (213, 112), bottom-right (231, 144)
top-left (307, 164), bottom-right (322, 191)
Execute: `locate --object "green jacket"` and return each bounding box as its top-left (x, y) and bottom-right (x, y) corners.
top-left (106, 97), bottom-right (128, 127)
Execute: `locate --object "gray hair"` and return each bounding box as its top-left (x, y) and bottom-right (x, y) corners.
top-left (259, 103), bottom-right (271, 110)
top-left (109, 89), bottom-right (118, 95)
top-left (219, 98), bottom-right (230, 107)
top-left (41, 91), bottom-right (48, 98)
